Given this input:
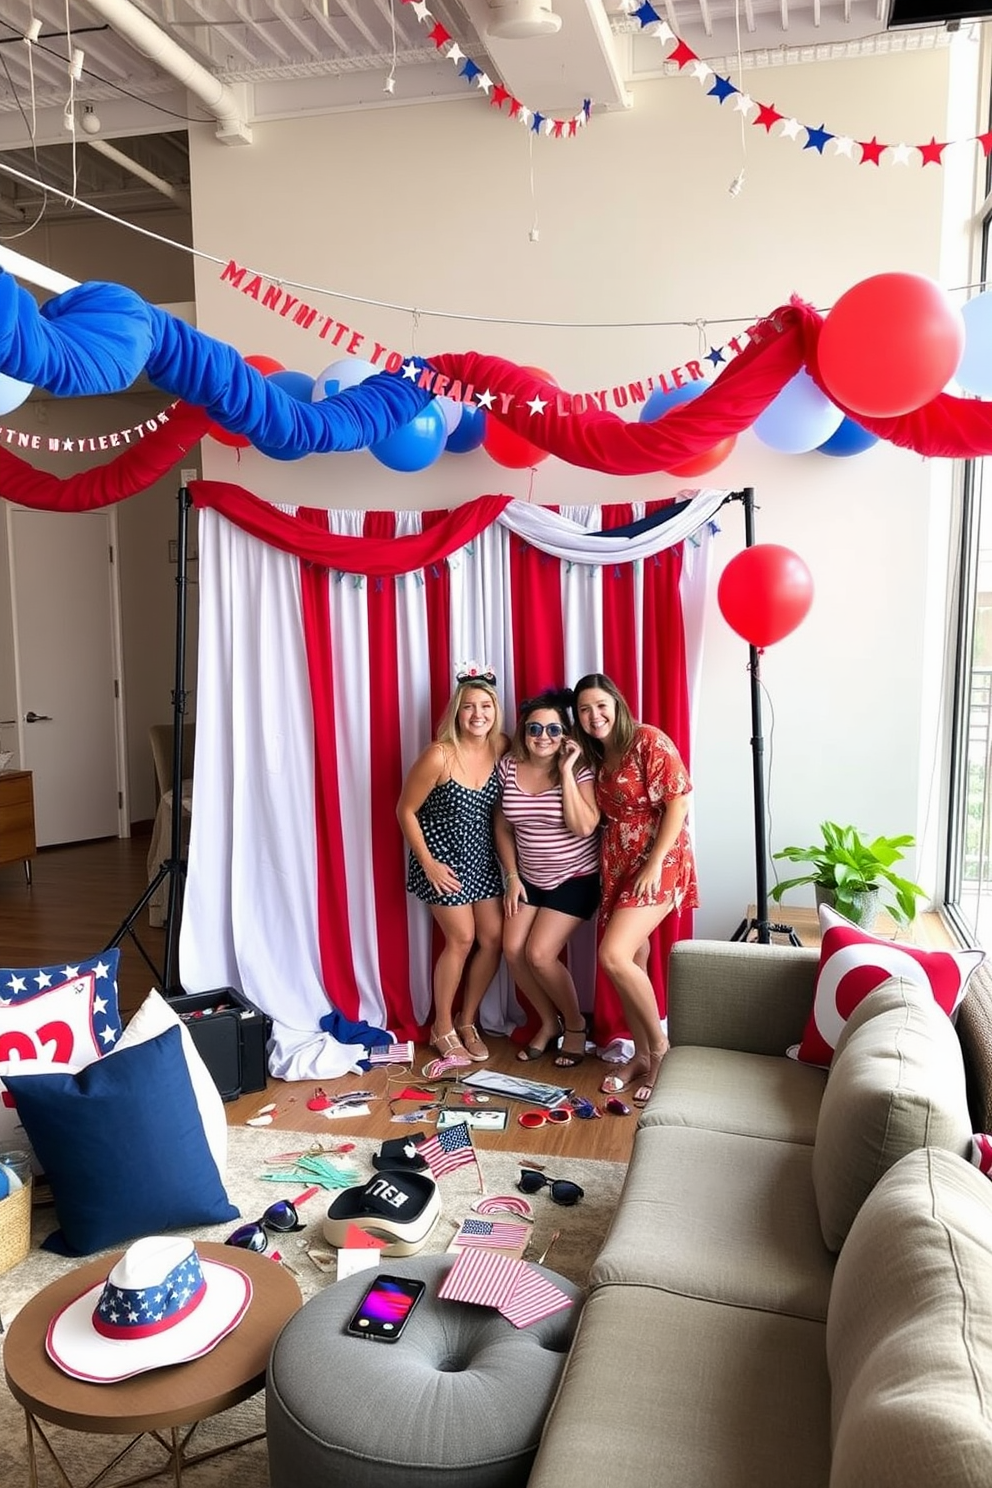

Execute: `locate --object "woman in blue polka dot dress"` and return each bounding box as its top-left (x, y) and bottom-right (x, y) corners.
top-left (398, 665), bottom-right (509, 1064)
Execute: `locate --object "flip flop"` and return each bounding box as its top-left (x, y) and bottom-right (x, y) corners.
top-left (599, 1073), bottom-right (631, 1095)
top-left (632, 1084), bottom-right (654, 1109)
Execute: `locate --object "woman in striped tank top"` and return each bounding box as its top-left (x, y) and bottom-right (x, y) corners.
top-left (494, 689), bottom-right (602, 1067)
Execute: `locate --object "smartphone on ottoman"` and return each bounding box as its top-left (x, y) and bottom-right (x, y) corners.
top-left (345, 1274), bottom-right (426, 1342)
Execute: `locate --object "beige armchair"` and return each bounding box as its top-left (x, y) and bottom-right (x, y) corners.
top-left (147, 722), bottom-right (195, 927)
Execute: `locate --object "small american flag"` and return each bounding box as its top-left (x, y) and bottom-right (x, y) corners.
top-left (419, 1121), bottom-right (479, 1180)
top-left (439, 1249), bottom-right (573, 1328)
top-left (452, 1217), bottom-right (531, 1253)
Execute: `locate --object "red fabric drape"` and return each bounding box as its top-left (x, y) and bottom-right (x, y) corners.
top-left (510, 517), bottom-right (565, 705)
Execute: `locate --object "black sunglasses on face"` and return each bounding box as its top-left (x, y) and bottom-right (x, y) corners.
top-left (225, 1197), bottom-right (305, 1253)
top-left (517, 1168), bottom-right (584, 1206)
top-left (526, 722), bottom-right (564, 738)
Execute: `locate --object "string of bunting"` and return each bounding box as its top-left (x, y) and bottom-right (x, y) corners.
top-left (401, 0), bottom-right (592, 137)
top-left (634, 3), bottom-right (988, 168)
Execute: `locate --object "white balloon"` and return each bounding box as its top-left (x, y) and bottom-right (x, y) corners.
top-left (311, 357), bottom-right (378, 401)
top-left (0, 371), bottom-right (33, 417)
top-left (436, 396), bottom-right (463, 436)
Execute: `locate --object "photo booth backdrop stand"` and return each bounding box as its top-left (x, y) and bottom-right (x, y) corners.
top-left (104, 486), bottom-right (193, 993)
top-left (729, 487), bottom-right (801, 949)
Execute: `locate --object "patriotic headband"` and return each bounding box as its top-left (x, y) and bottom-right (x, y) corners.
top-left (455, 661), bottom-right (498, 687)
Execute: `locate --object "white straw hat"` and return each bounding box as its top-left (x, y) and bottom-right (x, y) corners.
top-left (46, 1235), bottom-right (252, 1382)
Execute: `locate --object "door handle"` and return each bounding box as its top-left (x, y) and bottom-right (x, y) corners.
top-left (24, 711), bottom-right (52, 723)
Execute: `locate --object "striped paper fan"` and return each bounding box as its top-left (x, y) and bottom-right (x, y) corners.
top-left (472, 1194), bottom-right (534, 1219)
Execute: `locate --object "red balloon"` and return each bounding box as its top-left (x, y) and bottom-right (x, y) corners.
top-left (206, 353), bottom-right (287, 447)
top-left (717, 545), bottom-right (814, 649)
top-left (483, 366), bottom-right (556, 469)
top-left (818, 273), bottom-right (964, 418)
top-left (669, 435), bottom-right (736, 477)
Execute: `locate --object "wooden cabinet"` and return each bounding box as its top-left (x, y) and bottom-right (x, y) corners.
top-left (0, 770), bottom-right (36, 883)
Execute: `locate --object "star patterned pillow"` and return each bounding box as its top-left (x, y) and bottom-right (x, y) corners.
top-left (0, 949), bottom-right (123, 1162)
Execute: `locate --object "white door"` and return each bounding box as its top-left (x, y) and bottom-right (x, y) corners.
top-left (8, 508), bottom-right (124, 846)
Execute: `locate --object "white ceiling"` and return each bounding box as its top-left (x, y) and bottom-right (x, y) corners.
top-left (0, 1), bottom-right (956, 223)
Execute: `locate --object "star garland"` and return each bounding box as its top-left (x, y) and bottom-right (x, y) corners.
top-left (633, 3), bottom-right (984, 169)
top-left (401, 0), bottom-right (592, 137)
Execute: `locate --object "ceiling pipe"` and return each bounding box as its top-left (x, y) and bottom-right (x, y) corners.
top-left (83, 0), bottom-right (252, 144)
top-left (84, 137), bottom-right (191, 210)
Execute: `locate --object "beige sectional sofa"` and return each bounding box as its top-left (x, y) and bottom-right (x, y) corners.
top-left (528, 940), bottom-right (992, 1488)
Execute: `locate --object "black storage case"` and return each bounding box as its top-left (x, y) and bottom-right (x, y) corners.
top-left (166, 987), bottom-right (271, 1102)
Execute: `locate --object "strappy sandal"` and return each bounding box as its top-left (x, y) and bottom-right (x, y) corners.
top-left (554, 1027), bottom-right (587, 1069)
top-left (457, 1023), bottom-right (490, 1061)
top-left (430, 1026), bottom-right (471, 1063)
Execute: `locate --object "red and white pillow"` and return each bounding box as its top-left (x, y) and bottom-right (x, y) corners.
top-left (0, 950), bottom-right (122, 1160)
top-left (793, 906), bottom-right (983, 1067)
top-left (971, 1133), bottom-right (992, 1176)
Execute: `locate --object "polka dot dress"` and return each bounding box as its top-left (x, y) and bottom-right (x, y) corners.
top-left (406, 769), bottom-right (503, 906)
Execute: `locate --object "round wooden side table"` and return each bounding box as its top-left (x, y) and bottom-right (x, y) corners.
top-left (3, 1241), bottom-right (301, 1488)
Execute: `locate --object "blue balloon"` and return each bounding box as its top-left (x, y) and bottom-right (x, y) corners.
top-left (816, 416), bottom-right (879, 457)
top-left (268, 368), bottom-right (316, 402)
top-left (956, 291), bottom-right (992, 397)
top-left (371, 403), bottom-right (447, 472)
top-left (445, 402), bottom-right (486, 453)
top-left (753, 369), bottom-right (844, 454)
top-left (639, 382), bottom-right (705, 422)
top-left (312, 357), bottom-right (378, 401)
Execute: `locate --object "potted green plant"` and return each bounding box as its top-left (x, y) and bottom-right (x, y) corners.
top-left (769, 821), bottom-right (926, 928)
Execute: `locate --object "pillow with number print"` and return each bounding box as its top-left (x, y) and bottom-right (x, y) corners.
top-left (793, 907), bottom-right (983, 1067)
top-left (0, 950), bottom-right (123, 1161)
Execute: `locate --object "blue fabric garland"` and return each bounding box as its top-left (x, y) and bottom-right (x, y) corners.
top-left (0, 273), bottom-right (436, 460)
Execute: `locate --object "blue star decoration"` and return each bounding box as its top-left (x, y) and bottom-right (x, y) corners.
top-left (531, 111), bottom-right (545, 133)
top-left (706, 346), bottom-right (726, 367)
top-left (804, 123), bottom-right (833, 154)
top-left (633, 2), bottom-right (662, 24)
top-left (461, 59), bottom-right (481, 83)
top-left (709, 75), bottom-right (738, 104)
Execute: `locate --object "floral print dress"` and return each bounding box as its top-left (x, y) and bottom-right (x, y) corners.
top-left (595, 724), bottom-right (699, 923)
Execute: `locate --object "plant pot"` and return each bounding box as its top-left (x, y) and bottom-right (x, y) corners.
top-left (814, 884), bottom-right (881, 931)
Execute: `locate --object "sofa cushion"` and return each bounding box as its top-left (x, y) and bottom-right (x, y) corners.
top-left (812, 977), bottom-right (972, 1252)
top-left (827, 1148), bottom-right (992, 1487)
top-left (591, 1124), bottom-right (834, 1322)
top-left (640, 1045), bottom-right (827, 1145)
top-left (4, 1024), bottom-right (238, 1255)
top-left (794, 905), bottom-right (982, 1067)
top-left (529, 1284), bottom-right (831, 1488)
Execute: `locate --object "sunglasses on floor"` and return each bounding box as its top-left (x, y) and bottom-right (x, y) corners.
top-left (225, 1195), bottom-right (308, 1253)
top-left (518, 1108), bottom-right (571, 1129)
top-left (517, 1168), bottom-right (584, 1206)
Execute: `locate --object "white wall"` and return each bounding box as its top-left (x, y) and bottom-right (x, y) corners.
top-left (184, 43), bottom-right (976, 938)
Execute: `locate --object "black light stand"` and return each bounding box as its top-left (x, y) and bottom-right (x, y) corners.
top-left (104, 486), bottom-right (193, 993)
top-left (729, 488), bottom-right (801, 947)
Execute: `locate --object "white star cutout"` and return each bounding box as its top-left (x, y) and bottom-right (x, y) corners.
top-left (733, 93), bottom-right (754, 116)
top-left (63, 964), bottom-right (80, 980)
top-left (412, 1), bottom-right (430, 20)
top-left (34, 970), bottom-right (53, 989)
top-left (6, 975), bottom-right (26, 994)
top-left (653, 22), bottom-right (674, 44)
top-left (475, 389), bottom-right (496, 410)
top-left (891, 143), bottom-right (912, 165)
top-left (690, 62), bottom-right (712, 85)
top-left (780, 118), bottom-right (802, 140)
top-left (518, 108), bottom-right (531, 127)
top-left (527, 395), bottom-right (549, 415)
top-left (401, 360), bottom-right (420, 381)
top-left (476, 73), bottom-right (493, 95)
top-left (447, 44), bottom-right (464, 66)
top-left (93, 960), bottom-right (110, 979)
top-left (93, 994), bottom-right (108, 1016)
top-left (100, 1025), bottom-right (117, 1045)
top-left (833, 136), bottom-right (855, 157)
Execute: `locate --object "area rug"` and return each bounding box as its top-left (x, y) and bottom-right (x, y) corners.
top-left (0, 1128), bottom-right (626, 1488)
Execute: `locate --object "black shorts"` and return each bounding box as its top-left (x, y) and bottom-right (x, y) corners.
top-left (518, 871), bottom-right (601, 921)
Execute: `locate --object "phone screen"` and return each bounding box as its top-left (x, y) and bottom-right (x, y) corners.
top-left (345, 1275), bottom-right (426, 1342)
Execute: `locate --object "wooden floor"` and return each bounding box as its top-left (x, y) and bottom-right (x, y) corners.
top-left (0, 835), bottom-right (637, 1165)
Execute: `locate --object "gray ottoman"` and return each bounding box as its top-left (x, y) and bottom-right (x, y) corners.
top-left (266, 1254), bottom-right (582, 1488)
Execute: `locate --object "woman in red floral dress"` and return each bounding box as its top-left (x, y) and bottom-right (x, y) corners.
top-left (573, 672), bottom-right (698, 1106)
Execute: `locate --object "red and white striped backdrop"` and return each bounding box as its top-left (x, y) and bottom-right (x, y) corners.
top-left (179, 491), bottom-right (723, 1080)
